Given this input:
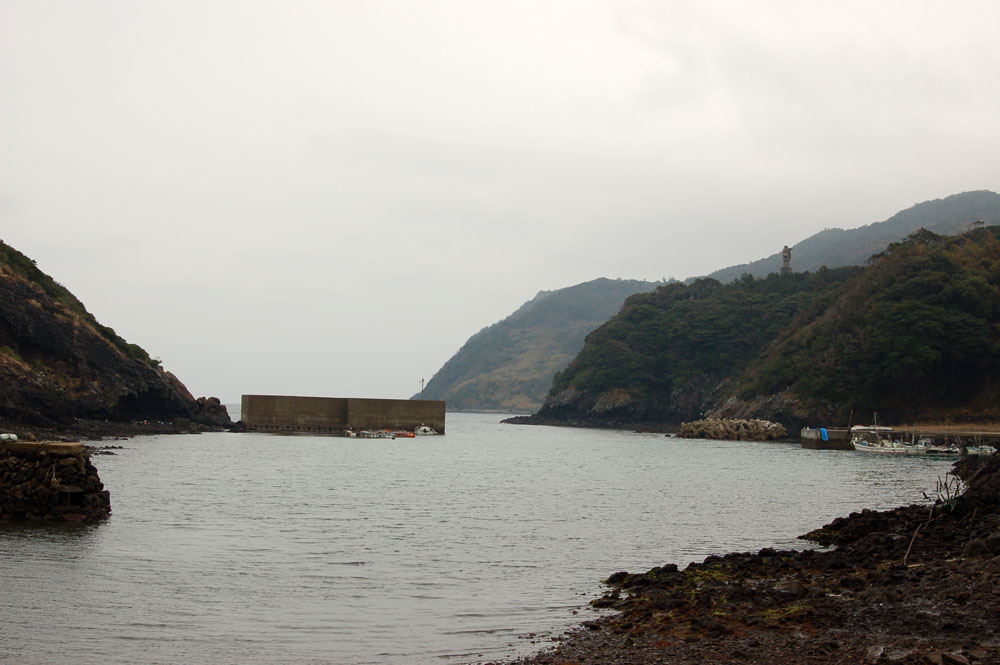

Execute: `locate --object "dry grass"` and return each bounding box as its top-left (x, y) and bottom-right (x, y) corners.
top-left (899, 422), bottom-right (1000, 434)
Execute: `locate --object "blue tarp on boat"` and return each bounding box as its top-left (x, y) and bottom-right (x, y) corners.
top-left (820, 428), bottom-right (829, 441)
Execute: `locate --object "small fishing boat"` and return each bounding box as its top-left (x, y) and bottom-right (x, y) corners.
top-left (851, 422), bottom-right (906, 454)
top-left (414, 424), bottom-right (438, 436)
top-left (852, 438), bottom-right (907, 454)
top-left (904, 437), bottom-right (932, 455)
top-left (358, 430), bottom-right (395, 439)
top-left (925, 444), bottom-right (962, 456)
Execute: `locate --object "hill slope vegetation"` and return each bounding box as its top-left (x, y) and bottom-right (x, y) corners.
top-left (525, 227), bottom-right (1000, 429)
top-left (0, 240), bottom-right (230, 428)
top-left (729, 227), bottom-right (1000, 425)
top-left (417, 278), bottom-right (657, 411)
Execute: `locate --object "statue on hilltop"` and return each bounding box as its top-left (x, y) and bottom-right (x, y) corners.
top-left (781, 245), bottom-right (792, 275)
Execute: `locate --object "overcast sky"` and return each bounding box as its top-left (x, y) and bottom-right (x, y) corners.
top-left (3, 1), bottom-right (999, 405)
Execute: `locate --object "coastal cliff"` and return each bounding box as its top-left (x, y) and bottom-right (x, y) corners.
top-left (0, 240), bottom-right (231, 431)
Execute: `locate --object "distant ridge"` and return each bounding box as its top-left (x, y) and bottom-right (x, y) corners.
top-left (416, 278), bottom-right (658, 412)
top-left (704, 190), bottom-right (1000, 283)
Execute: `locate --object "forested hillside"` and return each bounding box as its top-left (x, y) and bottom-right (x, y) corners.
top-left (529, 268), bottom-right (857, 426)
top-left (705, 190), bottom-right (1000, 283)
top-left (524, 228), bottom-right (1000, 430)
top-left (733, 227), bottom-right (1000, 423)
top-left (417, 278), bottom-right (657, 411)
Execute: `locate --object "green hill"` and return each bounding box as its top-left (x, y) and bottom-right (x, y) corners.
top-left (522, 227), bottom-right (1000, 430)
top-left (705, 190), bottom-right (1000, 283)
top-left (526, 269), bottom-right (857, 427)
top-left (416, 278), bottom-right (658, 411)
top-left (730, 227), bottom-right (1000, 425)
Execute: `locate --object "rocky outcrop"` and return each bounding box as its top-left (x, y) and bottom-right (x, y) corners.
top-left (509, 455), bottom-right (1000, 665)
top-left (0, 241), bottom-right (231, 429)
top-left (678, 417), bottom-right (788, 441)
top-left (0, 442), bottom-right (111, 522)
top-left (193, 396), bottom-right (233, 427)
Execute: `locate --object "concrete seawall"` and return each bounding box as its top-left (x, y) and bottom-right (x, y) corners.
top-left (241, 394), bottom-right (446, 435)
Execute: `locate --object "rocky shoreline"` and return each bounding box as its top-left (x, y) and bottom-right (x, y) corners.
top-left (495, 455), bottom-right (1000, 665)
top-left (1, 415), bottom-right (240, 446)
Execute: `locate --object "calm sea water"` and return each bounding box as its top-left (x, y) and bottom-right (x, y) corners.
top-left (1, 413), bottom-right (956, 665)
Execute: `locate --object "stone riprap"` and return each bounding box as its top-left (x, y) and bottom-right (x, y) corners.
top-left (679, 417), bottom-right (788, 441)
top-left (0, 442), bottom-right (110, 522)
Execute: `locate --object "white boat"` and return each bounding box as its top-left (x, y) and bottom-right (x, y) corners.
top-left (851, 422), bottom-right (906, 454)
top-left (852, 438), bottom-right (907, 454)
top-left (851, 417), bottom-right (995, 456)
top-left (414, 424), bottom-right (438, 436)
top-left (927, 445), bottom-right (962, 456)
top-left (359, 430), bottom-right (395, 439)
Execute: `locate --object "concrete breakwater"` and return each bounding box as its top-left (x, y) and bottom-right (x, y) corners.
top-left (0, 441), bottom-right (111, 522)
top-left (242, 394), bottom-right (446, 435)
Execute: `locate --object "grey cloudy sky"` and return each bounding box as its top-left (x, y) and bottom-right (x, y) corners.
top-left (3, 1), bottom-right (999, 404)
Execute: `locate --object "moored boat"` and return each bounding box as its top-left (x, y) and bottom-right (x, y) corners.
top-left (924, 443), bottom-right (962, 456)
top-left (414, 424), bottom-right (438, 436)
top-left (851, 423), bottom-right (906, 454)
top-left (852, 438), bottom-right (907, 454)
top-left (358, 430), bottom-right (396, 439)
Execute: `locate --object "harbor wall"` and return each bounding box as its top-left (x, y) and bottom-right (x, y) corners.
top-left (800, 427), bottom-right (853, 450)
top-left (241, 394), bottom-right (446, 434)
top-left (0, 442), bottom-right (111, 522)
